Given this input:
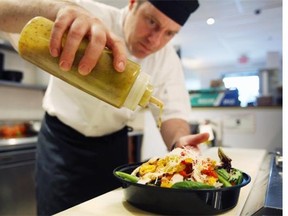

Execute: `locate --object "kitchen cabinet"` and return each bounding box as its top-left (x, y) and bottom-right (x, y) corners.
top-left (0, 145), bottom-right (37, 215)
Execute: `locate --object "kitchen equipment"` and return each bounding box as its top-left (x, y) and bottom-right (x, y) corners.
top-left (0, 120), bottom-right (39, 215)
top-left (0, 120), bottom-right (38, 141)
top-left (0, 147), bottom-right (36, 215)
top-left (113, 162), bottom-right (251, 215)
top-left (242, 150), bottom-right (283, 215)
top-left (18, 16), bottom-right (163, 111)
top-left (0, 70), bottom-right (23, 82)
top-left (189, 88), bottom-right (241, 107)
top-left (0, 53), bottom-right (23, 82)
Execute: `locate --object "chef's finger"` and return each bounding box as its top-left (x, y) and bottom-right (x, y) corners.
top-left (78, 25), bottom-right (107, 75)
top-left (106, 32), bottom-right (127, 72)
top-left (185, 133), bottom-right (210, 147)
top-left (49, 15), bottom-right (74, 58)
top-left (58, 16), bottom-right (88, 72)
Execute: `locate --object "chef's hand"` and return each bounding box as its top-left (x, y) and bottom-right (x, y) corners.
top-left (172, 133), bottom-right (210, 151)
top-left (49, 3), bottom-right (127, 75)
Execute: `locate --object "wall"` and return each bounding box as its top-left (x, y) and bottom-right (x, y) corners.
top-left (0, 85), bottom-right (45, 121)
top-left (183, 61), bottom-right (267, 90)
top-left (189, 107), bottom-right (282, 150)
top-left (140, 107), bottom-right (282, 161)
top-left (183, 52), bottom-right (282, 91)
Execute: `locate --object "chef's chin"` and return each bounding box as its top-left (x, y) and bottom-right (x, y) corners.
top-left (129, 44), bottom-right (152, 59)
top-left (131, 49), bottom-right (151, 59)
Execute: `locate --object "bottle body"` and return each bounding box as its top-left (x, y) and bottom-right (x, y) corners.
top-left (18, 16), bottom-right (153, 110)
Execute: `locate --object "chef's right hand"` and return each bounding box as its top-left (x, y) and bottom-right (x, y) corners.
top-left (49, 3), bottom-right (127, 75)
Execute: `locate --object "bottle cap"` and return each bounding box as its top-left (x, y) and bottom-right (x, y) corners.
top-left (123, 72), bottom-right (150, 110)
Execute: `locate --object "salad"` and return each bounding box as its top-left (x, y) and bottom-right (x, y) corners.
top-left (116, 147), bottom-right (244, 189)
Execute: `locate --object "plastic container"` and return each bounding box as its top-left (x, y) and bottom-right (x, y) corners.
top-left (18, 16), bottom-right (163, 111)
top-left (114, 162), bottom-right (251, 215)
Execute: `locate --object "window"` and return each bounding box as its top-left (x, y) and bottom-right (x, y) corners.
top-left (223, 73), bottom-right (259, 107)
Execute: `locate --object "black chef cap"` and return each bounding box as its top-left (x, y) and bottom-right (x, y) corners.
top-left (148, 0), bottom-right (199, 26)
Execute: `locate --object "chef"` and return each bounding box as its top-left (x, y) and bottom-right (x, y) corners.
top-left (0, 0), bottom-right (209, 215)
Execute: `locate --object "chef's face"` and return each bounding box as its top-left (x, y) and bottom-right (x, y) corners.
top-left (124, 0), bottom-right (181, 58)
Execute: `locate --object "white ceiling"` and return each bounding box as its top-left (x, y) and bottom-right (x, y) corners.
top-left (174, 0), bottom-right (283, 69)
top-left (91, 0), bottom-right (282, 69)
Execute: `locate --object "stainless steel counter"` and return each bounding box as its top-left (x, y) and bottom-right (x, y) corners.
top-left (0, 138), bottom-right (37, 215)
top-left (0, 136), bottom-right (37, 151)
top-left (253, 152), bottom-right (283, 215)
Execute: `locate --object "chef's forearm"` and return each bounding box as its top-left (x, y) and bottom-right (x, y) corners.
top-left (0, 0), bottom-right (75, 32)
top-left (160, 118), bottom-right (191, 151)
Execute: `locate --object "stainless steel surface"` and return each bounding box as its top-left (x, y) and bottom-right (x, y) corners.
top-left (0, 120), bottom-right (38, 215)
top-left (0, 136), bottom-right (37, 151)
top-left (242, 150), bottom-right (283, 216)
top-left (254, 150), bottom-right (283, 215)
top-left (0, 148), bottom-right (36, 215)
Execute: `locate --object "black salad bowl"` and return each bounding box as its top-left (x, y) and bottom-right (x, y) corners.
top-left (113, 162), bottom-right (251, 215)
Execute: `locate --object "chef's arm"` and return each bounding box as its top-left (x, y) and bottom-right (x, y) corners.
top-left (160, 119), bottom-right (209, 151)
top-left (0, 0), bottom-right (127, 74)
top-left (0, 0), bottom-right (69, 32)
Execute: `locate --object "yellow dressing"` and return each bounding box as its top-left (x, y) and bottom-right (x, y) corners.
top-left (149, 96), bottom-right (164, 129)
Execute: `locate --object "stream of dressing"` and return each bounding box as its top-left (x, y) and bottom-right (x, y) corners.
top-left (149, 96), bottom-right (164, 129)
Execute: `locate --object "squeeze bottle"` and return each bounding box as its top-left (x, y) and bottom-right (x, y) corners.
top-left (18, 16), bottom-right (163, 112)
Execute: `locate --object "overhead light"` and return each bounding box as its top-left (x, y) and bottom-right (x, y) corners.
top-left (206, 18), bottom-right (215, 25)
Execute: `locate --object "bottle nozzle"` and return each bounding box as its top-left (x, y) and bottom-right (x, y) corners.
top-left (149, 96), bottom-right (164, 110)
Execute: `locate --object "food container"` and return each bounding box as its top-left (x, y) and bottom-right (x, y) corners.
top-left (18, 16), bottom-right (163, 112)
top-left (113, 162), bottom-right (251, 215)
top-left (0, 120), bottom-right (39, 139)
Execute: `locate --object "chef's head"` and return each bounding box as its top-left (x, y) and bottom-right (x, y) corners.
top-left (124, 0), bottom-right (199, 58)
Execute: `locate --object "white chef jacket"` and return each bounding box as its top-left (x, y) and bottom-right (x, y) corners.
top-left (14, 0), bottom-right (192, 136)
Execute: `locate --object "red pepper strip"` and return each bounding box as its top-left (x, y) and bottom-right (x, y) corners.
top-left (201, 169), bottom-right (218, 178)
top-left (179, 170), bottom-right (190, 177)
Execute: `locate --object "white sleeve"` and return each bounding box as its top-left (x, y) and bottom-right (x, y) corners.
top-left (147, 46), bottom-right (191, 123)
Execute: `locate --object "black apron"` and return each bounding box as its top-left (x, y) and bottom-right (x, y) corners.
top-left (35, 113), bottom-right (128, 215)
